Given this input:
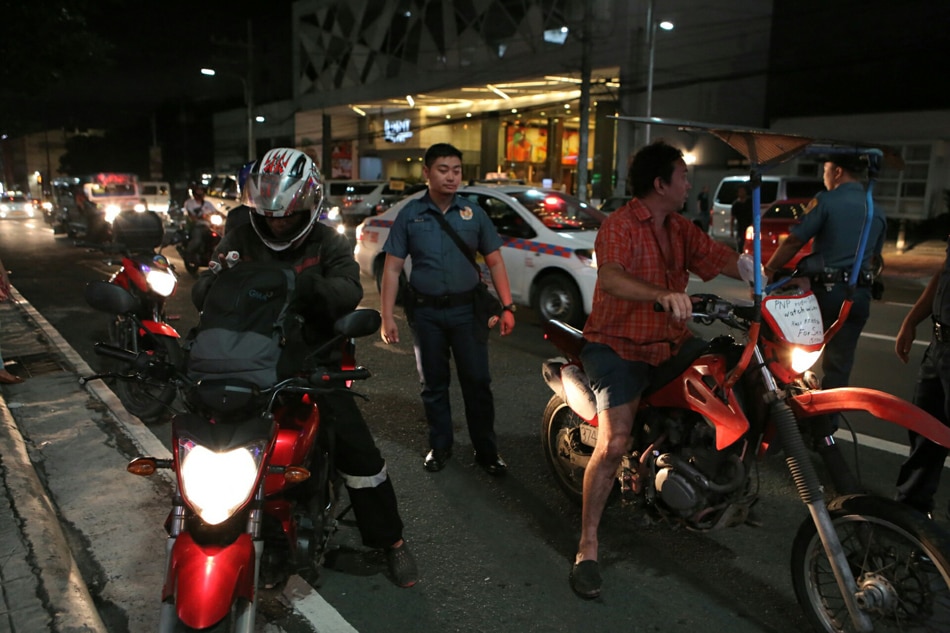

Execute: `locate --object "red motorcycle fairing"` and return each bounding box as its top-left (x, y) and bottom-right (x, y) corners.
top-left (644, 353), bottom-right (750, 450)
top-left (139, 319), bottom-right (180, 338)
top-left (789, 387), bottom-right (950, 449)
top-left (264, 394), bottom-right (320, 495)
top-left (162, 531), bottom-right (255, 629)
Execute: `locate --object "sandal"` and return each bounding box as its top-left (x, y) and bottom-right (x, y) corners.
top-left (570, 560), bottom-right (601, 599)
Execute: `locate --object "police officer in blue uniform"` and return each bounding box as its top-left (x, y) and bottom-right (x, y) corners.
top-left (379, 143), bottom-right (516, 476)
top-left (894, 241), bottom-right (950, 518)
top-left (765, 154), bottom-right (886, 400)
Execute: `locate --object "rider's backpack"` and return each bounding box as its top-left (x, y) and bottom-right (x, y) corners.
top-left (186, 262), bottom-right (303, 388)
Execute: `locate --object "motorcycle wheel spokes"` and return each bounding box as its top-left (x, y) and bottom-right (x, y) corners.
top-left (541, 395), bottom-right (588, 504)
top-left (792, 495), bottom-right (950, 633)
top-left (112, 320), bottom-right (182, 423)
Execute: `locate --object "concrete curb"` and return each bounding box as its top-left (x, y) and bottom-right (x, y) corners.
top-left (11, 287), bottom-right (173, 468)
top-left (0, 390), bottom-right (108, 633)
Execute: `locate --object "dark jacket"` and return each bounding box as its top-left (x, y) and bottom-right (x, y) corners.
top-left (192, 220), bottom-right (362, 346)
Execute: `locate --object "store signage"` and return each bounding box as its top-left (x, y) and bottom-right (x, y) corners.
top-left (384, 119), bottom-right (413, 143)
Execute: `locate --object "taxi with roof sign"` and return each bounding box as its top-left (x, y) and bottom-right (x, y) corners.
top-left (354, 184), bottom-right (604, 326)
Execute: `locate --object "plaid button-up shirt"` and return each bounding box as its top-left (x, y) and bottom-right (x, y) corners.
top-left (584, 198), bottom-right (735, 365)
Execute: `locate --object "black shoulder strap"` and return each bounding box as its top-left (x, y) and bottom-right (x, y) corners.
top-left (424, 209), bottom-right (480, 274)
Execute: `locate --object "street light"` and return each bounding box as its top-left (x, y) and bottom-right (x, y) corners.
top-left (644, 0), bottom-right (674, 145)
top-left (201, 67), bottom-right (255, 162)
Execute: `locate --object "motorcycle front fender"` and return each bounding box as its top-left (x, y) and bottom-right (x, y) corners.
top-left (141, 319), bottom-right (180, 338)
top-left (162, 531), bottom-right (256, 629)
top-left (789, 387), bottom-right (950, 449)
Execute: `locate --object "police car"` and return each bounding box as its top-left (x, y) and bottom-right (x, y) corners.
top-left (354, 185), bottom-right (604, 326)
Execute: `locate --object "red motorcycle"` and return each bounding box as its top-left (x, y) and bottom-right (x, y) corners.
top-left (541, 262), bottom-right (950, 631)
top-left (82, 305), bottom-right (381, 632)
top-left (84, 210), bottom-right (181, 422)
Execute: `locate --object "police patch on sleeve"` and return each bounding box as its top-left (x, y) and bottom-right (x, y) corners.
top-left (802, 198), bottom-right (819, 215)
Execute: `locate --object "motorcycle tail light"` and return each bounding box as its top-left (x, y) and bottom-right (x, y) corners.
top-left (178, 439), bottom-right (267, 525)
top-left (146, 270), bottom-right (177, 297)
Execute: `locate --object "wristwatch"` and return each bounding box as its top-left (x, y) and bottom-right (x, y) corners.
top-left (503, 303), bottom-right (517, 313)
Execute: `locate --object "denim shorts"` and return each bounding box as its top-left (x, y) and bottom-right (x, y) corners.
top-left (579, 342), bottom-right (654, 413)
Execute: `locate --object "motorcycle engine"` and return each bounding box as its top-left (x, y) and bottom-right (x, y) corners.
top-left (648, 418), bottom-right (748, 528)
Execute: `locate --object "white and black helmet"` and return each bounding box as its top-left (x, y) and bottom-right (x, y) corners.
top-left (243, 148), bottom-right (324, 251)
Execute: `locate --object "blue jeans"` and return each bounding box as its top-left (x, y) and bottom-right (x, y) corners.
top-left (895, 339), bottom-right (950, 515)
top-left (411, 304), bottom-right (497, 456)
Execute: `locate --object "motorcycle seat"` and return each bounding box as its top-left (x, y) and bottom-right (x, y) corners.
top-left (543, 319), bottom-right (586, 360)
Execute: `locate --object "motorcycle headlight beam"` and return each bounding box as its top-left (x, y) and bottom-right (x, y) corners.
top-left (790, 347), bottom-right (822, 374)
top-left (179, 441), bottom-right (266, 525)
top-left (145, 270), bottom-right (177, 297)
top-left (104, 204), bottom-right (122, 224)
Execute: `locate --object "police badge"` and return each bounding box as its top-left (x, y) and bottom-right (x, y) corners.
top-left (460, 206), bottom-right (473, 220)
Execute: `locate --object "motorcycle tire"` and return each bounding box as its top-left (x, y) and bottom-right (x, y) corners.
top-left (111, 319), bottom-right (182, 423)
top-left (541, 394), bottom-right (590, 505)
top-left (791, 494), bottom-right (950, 633)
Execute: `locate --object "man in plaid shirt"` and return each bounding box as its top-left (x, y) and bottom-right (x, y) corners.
top-left (570, 141), bottom-right (747, 599)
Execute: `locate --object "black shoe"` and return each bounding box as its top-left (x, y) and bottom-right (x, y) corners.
top-left (474, 452), bottom-right (508, 477)
top-left (424, 448), bottom-right (451, 472)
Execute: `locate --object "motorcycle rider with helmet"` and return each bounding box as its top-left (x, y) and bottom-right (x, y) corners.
top-left (182, 183), bottom-right (219, 263)
top-left (192, 148), bottom-right (418, 588)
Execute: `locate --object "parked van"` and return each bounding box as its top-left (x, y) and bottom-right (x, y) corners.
top-left (709, 175), bottom-right (825, 243)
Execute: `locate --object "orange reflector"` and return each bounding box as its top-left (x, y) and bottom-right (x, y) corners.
top-left (284, 466), bottom-right (311, 483)
top-left (127, 457), bottom-right (157, 476)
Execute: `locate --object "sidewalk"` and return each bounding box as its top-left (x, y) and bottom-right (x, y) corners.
top-left (0, 289), bottom-right (108, 633)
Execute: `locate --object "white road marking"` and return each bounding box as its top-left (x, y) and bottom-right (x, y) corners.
top-left (861, 331), bottom-right (929, 346)
top-left (834, 429), bottom-right (950, 470)
top-left (282, 575), bottom-right (359, 632)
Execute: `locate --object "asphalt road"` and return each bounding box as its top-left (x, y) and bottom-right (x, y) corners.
top-left (2, 215), bottom-right (949, 632)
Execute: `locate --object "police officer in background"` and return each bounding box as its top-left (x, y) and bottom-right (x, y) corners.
top-left (894, 244), bottom-right (950, 519)
top-left (765, 154), bottom-right (886, 409)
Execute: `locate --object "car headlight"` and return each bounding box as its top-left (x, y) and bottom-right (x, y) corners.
top-left (574, 248), bottom-right (597, 268)
top-left (179, 439), bottom-right (266, 525)
top-left (0, 205), bottom-right (9, 212)
top-left (326, 208), bottom-right (340, 221)
top-left (104, 204), bottom-right (122, 223)
top-left (337, 223), bottom-right (346, 235)
top-left (42, 202), bottom-right (53, 211)
top-left (790, 347), bottom-right (822, 374)
top-left (134, 203), bottom-right (147, 212)
top-left (146, 270), bottom-right (177, 297)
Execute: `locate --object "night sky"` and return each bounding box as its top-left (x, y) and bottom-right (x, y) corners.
top-left (13, 1), bottom-right (950, 136)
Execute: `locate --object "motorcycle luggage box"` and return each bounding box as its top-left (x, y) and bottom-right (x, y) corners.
top-left (112, 210), bottom-right (164, 251)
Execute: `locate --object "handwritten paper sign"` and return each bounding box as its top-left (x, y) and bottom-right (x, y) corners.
top-left (764, 294), bottom-right (823, 345)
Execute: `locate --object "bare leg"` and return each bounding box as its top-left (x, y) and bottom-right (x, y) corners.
top-left (576, 399), bottom-right (638, 563)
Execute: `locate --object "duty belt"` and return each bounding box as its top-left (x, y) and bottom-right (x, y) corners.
top-left (411, 288), bottom-right (476, 308)
top-left (934, 320), bottom-right (950, 343)
top-left (810, 268), bottom-right (874, 288)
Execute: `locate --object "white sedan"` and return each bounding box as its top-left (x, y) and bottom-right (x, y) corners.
top-left (354, 185), bottom-right (603, 326)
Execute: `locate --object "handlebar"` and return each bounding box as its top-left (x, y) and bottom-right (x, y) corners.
top-left (653, 294), bottom-right (757, 328)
